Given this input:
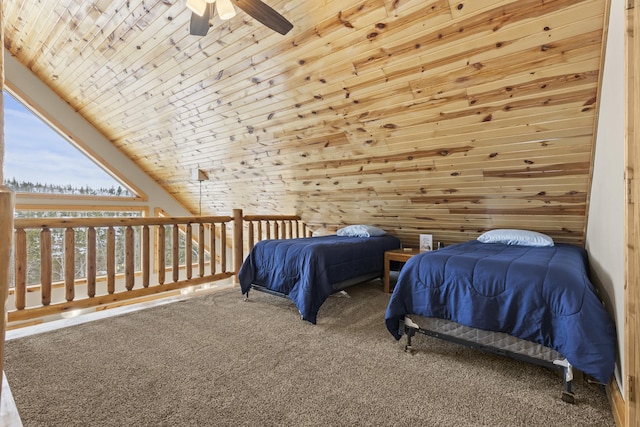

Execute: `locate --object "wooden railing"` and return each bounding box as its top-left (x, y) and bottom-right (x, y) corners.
top-left (8, 210), bottom-right (311, 324)
top-left (243, 214), bottom-right (310, 251)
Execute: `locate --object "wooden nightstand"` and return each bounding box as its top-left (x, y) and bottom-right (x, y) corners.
top-left (383, 248), bottom-right (421, 293)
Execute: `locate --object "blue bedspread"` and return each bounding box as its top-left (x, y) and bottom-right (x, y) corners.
top-left (385, 240), bottom-right (617, 384)
top-left (239, 234), bottom-right (401, 324)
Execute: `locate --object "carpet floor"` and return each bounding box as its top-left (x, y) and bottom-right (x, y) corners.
top-left (4, 280), bottom-right (615, 426)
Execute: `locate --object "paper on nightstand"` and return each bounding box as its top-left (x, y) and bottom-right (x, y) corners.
top-left (419, 234), bottom-right (433, 252)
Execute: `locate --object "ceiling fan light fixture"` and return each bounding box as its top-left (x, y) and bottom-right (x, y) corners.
top-left (186, 0), bottom-right (208, 16)
top-left (216, 0), bottom-right (236, 20)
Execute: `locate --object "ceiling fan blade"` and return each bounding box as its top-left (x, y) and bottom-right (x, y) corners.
top-left (234, 0), bottom-right (293, 35)
top-left (189, 4), bottom-right (213, 36)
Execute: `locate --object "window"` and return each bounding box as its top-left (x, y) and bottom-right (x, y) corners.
top-left (3, 90), bottom-right (137, 197)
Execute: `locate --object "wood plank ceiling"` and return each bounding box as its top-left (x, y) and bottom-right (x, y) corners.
top-left (3, 0), bottom-right (609, 246)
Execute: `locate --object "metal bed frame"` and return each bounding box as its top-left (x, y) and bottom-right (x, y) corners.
top-left (399, 316), bottom-right (581, 404)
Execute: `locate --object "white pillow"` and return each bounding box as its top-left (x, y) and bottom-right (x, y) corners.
top-left (336, 225), bottom-right (386, 238)
top-left (477, 229), bottom-right (554, 247)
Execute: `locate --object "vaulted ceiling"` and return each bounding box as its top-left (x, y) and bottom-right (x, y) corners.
top-left (3, 0), bottom-right (610, 246)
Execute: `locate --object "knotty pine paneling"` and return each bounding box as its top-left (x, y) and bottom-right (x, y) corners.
top-left (3, 0), bottom-right (610, 246)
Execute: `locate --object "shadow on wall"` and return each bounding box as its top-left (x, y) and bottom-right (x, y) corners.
top-left (587, 256), bottom-right (621, 382)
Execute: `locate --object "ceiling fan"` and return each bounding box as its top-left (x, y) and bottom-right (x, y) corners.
top-left (186, 0), bottom-right (293, 37)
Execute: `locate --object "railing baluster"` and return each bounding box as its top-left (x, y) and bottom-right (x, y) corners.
top-left (233, 209), bottom-right (243, 282)
top-left (87, 227), bottom-right (96, 298)
top-left (125, 226), bottom-right (135, 291)
top-left (242, 215), bottom-right (306, 241)
top-left (248, 221), bottom-right (255, 250)
top-left (186, 223), bottom-right (193, 280)
top-left (64, 228), bottom-right (75, 302)
top-left (14, 228), bottom-right (26, 310)
top-left (220, 223), bottom-right (227, 273)
top-left (107, 226), bottom-right (115, 294)
top-left (142, 225), bottom-right (150, 288)
top-left (158, 225), bottom-right (166, 285)
top-left (172, 224), bottom-right (179, 283)
top-left (40, 228), bottom-right (52, 306)
top-left (198, 224), bottom-right (205, 278)
top-left (210, 223), bottom-right (217, 275)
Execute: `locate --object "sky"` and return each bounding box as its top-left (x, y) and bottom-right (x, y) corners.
top-left (3, 92), bottom-right (123, 189)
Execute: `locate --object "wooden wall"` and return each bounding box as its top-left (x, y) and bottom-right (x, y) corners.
top-left (2, 0), bottom-right (610, 246)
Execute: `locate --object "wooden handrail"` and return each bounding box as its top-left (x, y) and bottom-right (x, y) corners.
top-left (242, 215), bottom-right (301, 221)
top-left (14, 215), bottom-right (233, 229)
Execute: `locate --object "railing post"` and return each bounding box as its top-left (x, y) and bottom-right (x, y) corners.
top-left (233, 209), bottom-right (243, 284)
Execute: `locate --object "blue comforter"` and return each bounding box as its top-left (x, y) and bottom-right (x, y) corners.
top-left (385, 240), bottom-right (617, 384)
top-left (239, 234), bottom-right (401, 324)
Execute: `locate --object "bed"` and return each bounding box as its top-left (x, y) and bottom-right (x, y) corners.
top-left (385, 230), bottom-right (617, 403)
top-left (239, 226), bottom-right (401, 324)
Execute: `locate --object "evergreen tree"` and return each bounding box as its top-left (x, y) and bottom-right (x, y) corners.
top-left (3, 178), bottom-right (135, 197)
